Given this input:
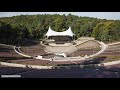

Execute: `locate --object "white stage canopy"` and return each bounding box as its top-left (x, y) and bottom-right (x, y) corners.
top-left (45, 26), bottom-right (75, 37)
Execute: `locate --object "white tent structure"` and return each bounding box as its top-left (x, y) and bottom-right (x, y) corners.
top-left (45, 26), bottom-right (75, 38)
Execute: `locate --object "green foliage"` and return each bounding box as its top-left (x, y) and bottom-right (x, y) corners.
top-left (0, 14), bottom-right (120, 45)
top-left (92, 21), bottom-right (120, 42)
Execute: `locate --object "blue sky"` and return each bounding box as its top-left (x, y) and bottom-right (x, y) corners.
top-left (0, 12), bottom-right (120, 20)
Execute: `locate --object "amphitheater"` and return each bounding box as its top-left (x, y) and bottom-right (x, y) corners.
top-left (0, 36), bottom-right (108, 67)
top-left (0, 27), bottom-right (120, 71)
top-left (12, 27), bottom-right (107, 63)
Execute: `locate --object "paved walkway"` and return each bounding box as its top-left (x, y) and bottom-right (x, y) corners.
top-left (107, 42), bottom-right (120, 46)
top-left (14, 46), bottom-right (32, 58)
top-left (45, 45), bottom-right (77, 54)
top-left (7, 41), bottom-right (119, 69)
top-left (13, 40), bottom-right (107, 62)
top-left (0, 41), bottom-right (120, 69)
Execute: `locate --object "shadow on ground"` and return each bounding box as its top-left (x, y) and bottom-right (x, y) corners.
top-left (21, 39), bottom-right (40, 47)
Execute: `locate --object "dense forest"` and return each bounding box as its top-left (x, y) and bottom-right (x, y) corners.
top-left (0, 14), bottom-right (120, 45)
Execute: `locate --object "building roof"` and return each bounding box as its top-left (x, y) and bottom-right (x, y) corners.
top-left (45, 26), bottom-right (75, 37)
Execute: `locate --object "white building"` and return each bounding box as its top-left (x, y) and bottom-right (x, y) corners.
top-left (45, 26), bottom-right (75, 43)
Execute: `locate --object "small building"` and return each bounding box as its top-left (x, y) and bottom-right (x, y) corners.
top-left (45, 26), bottom-right (75, 44)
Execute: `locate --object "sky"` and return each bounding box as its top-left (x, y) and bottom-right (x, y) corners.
top-left (0, 12), bottom-right (120, 20)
